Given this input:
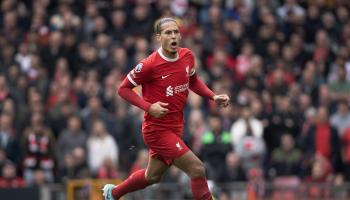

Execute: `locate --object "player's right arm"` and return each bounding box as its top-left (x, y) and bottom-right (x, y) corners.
top-left (117, 60), bottom-right (168, 118)
top-left (117, 80), bottom-right (168, 118)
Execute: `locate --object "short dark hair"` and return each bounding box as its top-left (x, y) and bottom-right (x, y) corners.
top-left (154, 17), bottom-right (177, 34)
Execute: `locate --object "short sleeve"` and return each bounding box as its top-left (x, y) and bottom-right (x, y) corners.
top-left (127, 59), bottom-right (152, 86)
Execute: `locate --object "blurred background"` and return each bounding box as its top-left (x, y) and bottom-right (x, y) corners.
top-left (0, 0), bottom-right (350, 199)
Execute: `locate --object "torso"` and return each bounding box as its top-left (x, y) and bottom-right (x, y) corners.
top-left (127, 48), bottom-right (195, 133)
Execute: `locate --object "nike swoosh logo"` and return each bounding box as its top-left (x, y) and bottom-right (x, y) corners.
top-left (162, 75), bottom-right (171, 79)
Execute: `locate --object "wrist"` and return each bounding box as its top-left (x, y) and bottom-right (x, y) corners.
top-left (144, 102), bottom-right (152, 112)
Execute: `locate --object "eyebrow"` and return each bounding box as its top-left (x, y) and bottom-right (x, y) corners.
top-left (163, 28), bottom-right (179, 33)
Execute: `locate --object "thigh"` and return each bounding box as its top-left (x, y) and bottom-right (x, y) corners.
top-left (172, 150), bottom-right (204, 174)
top-left (144, 131), bottom-right (190, 165)
top-left (146, 156), bottom-right (169, 179)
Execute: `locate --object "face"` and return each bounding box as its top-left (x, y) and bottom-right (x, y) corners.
top-left (68, 116), bottom-right (81, 132)
top-left (92, 121), bottom-right (105, 136)
top-left (208, 116), bottom-right (221, 132)
top-left (281, 134), bottom-right (294, 151)
top-left (156, 21), bottom-right (181, 55)
top-left (317, 106), bottom-right (329, 122)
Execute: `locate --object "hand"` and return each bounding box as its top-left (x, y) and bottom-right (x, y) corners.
top-left (213, 94), bottom-right (230, 107)
top-left (148, 101), bottom-right (169, 118)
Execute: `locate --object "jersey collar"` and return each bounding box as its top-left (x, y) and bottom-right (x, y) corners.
top-left (158, 47), bottom-right (179, 62)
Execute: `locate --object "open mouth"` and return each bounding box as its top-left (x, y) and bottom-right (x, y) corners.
top-left (170, 41), bottom-right (178, 48)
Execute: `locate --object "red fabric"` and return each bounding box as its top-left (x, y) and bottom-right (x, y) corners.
top-left (179, 22), bottom-right (198, 38)
top-left (0, 178), bottom-right (26, 188)
top-left (130, 163), bottom-right (143, 174)
top-left (0, 89), bottom-right (9, 101)
top-left (46, 89), bottom-right (77, 110)
top-left (117, 79), bottom-right (151, 111)
top-left (144, 130), bottom-right (190, 165)
top-left (266, 70), bottom-right (295, 87)
top-left (315, 123), bottom-right (331, 159)
top-left (189, 74), bottom-right (215, 99)
top-left (112, 169), bottom-right (149, 199)
top-left (124, 48), bottom-right (198, 133)
top-left (97, 166), bottom-right (118, 179)
top-left (205, 54), bottom-right (235, 70)
top-left (191, 177), bottom-right (213, 200)
top-left (342, 127), bottom-right (350, 163)
top-left (313, 47), bottom-right (329, 62)
top-left (304, 176), bottom-right (331, 198)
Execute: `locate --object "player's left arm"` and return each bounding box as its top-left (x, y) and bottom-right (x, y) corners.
top-left (189, 73), bottom-right (230, 107)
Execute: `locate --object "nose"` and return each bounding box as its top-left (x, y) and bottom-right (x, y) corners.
top-left (171, 32), bottom-right (176, 38)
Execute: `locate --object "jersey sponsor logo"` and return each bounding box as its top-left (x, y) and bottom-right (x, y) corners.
top-left (176, 142), bottom-right (183, 151)
top-left (134, 63), bottom-right (143, 73)
top-left (166, 86), bottom-right (174, 96)
top-left (166, 83), bottom-right (189, 97)
top-left (161, 74), bottom-right (171, 79)
top-left (174, 83), bottom-right (189, 93)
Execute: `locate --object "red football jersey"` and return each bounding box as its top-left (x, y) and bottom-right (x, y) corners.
top-left (126, 48), bottom-right (196, 133)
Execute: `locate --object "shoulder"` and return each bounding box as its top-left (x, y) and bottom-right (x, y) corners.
top-left (179, 48), bottom-right (195, 68)
top-left (179, 48), bottom-right (194, 57)
top-left (137, 51), bottom-right (158, 67)
top-left (132, 51), bottom-right (159, 74)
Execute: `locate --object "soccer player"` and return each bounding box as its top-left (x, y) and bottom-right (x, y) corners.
top-left (103, 17), bottom-right (230, 200)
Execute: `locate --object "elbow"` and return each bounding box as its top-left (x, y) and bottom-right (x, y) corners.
top-left (117, 86), bottom-right (124, 98)
top-left (117, 86), bottom-right (121, 96)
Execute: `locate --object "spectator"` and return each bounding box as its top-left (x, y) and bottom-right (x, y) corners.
top-left (0, 161), bottom-right (25, 188)
top-left (269, 133), bottom-right (302, 177)
top-left (96, 157), bottom-right (119, 179)
top-left (58, 147), bottom-right (89, 182)
top-left (277, 0), bottom-right (305, 22)
top-left (81, 95), bottom-right (114, 134)
top-left (231, 106), bottom-right (265, 171)
top-left (87, 120), bottom-right (118, 175)
top-left (21, 112), bottom-right (55, 186)
top-left (200, 113), bottom-right (232, 177)
top-left (110, 10), bottom-right (127, 42)
top-left (0, 149), bottom-right (7, 173)
top-left (15, 42), bottom-right (32, 75)
top-left (304, 154), bottom-right (333, 198)
top-left (216, 152), bottom-right (246, 183)
top-left (56, 115), bottom-right (87, 169)
top-left (330, 100), bottom-right (350, 136)
top-left (340, 126), bottom-right (350, 180)
top-left (0, 75), bottom-right (13, 108)
top-left (264, 96), bottom-right (300, 152)
top-left (329, 62), bottom-right (350, 101)
top-left (303, 106), bottom-right (342, 173)
top-left (40, 31), bottom-right (65, 78)
top-left (0, 112), bottom-right (19, 164)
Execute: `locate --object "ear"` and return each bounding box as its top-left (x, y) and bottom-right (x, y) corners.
top-left (155, 33), bottom-right (161, 42)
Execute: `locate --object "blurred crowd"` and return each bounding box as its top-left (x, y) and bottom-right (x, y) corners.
top-left (0, 0), bottom-right (350, 198)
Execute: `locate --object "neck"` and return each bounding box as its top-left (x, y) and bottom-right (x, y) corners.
top-left (158, 47), bottom-right (179, 62)
top-left (161, 47), bottom-right (178, 59)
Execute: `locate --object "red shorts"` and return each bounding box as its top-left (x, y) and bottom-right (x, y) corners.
top-left (142, 130), bottom-right (190, 165)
